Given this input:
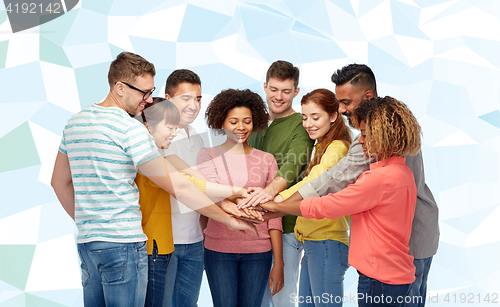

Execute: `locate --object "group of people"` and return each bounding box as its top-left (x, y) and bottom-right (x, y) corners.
top-left (51, 52), bottom-right (439, 307)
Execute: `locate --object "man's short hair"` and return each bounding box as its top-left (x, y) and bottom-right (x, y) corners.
top-left (266, 60), bottom-right (300, 89)
top-left (165, 69), bottom-right (201, 96)
top-left (331, 64), bottom-right (377, 96)
top-left (108, 52), bottom-right (156, 87)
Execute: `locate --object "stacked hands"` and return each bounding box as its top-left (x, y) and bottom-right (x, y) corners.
top-left (223, 187), bottom-right (282, 224)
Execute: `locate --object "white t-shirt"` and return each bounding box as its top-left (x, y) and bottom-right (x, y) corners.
top-left (59, 104), bottom-right (160, 243)
top-left (162, 125), bottom-right (207, 244)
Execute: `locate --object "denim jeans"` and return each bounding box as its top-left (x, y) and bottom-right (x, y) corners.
top-left (164, 241), bottom-right (204, 307)
top-left (298, 240), bottom-right (349, 306)
top-left (144, 240), bottom-right (172, 307)
top-left (262, 232), bottom-right (303, 307)
top-left (406, 256), bottom-right (433, 307)
top-left (77, 241), bottom-right (148, 307)
top-left (205, 248), bottom-right (273, 307)
top-left (357, 273), bottom-right (412, 307)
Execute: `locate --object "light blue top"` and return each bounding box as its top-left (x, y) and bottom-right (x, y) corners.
top-left (59, 104), bottom-right (160, 243)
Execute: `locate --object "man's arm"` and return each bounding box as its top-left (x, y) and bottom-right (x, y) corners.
top-left (297, 134), bottom-right (370, 199)
top-left (139, 156), bottom-right (258, 236)
top-left (51, 151), bottom-right (75, 220)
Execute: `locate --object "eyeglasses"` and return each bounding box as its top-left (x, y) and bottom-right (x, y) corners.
top-left (117, 81), bottom-right (155, 101)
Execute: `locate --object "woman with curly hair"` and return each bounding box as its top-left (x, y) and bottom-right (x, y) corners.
top-left (261, 96), bottom-right (422, 307)
top-left (197, 89), bottom-right (284, 307)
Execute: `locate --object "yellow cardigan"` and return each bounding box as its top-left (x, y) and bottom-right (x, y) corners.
top-left (279, 140), bottom-right (350, 245)
top-left (136, 167), bottom-right (206, 255)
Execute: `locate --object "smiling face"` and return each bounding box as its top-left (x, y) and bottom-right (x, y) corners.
top-left (264, 77), bottom-right (299, 119)
top-left (166, 82), bottom-right (202, 128)
top-left (148, 120), bottom-right (178, 149)
top-left (336, 83), bottom-right (373, 127)
top-left (301, 101), bottom-right (337, 142)
top-left (121, 74), bottom-right (155, 116)
top-left (222, 107), bottom-right (253, 145)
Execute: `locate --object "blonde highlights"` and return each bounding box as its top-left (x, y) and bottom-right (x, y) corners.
top-left (354, 96), bottom-right (421, 160)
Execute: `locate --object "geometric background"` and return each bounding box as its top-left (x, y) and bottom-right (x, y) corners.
top-left (1, 0), bottom-right (499, 306)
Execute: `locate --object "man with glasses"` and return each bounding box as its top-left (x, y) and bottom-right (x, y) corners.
top-left (119, 81), bottom-right (155, 106)
top-left (51, 52), bottom-right (257, 307)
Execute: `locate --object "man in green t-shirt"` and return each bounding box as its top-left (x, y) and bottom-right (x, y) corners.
top-left (247, 60), bottom-right (314, 307)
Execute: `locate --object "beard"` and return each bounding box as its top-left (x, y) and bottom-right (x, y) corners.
top-left (343, 111), bottom-right (355, 128)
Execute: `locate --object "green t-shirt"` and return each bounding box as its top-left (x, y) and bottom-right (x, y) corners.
top-left (248, 113), bottom-right (314, 233)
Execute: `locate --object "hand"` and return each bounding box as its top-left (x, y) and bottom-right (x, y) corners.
top-left (236, 215), bottom-right (267, 224)
top-left (239, 187), bottom-right (275, 209)
top-left (233, 187), bottom-right (249, 198)
top-left (260, 201), bottom-right (278, 213)
top-left (274, 195), bottom-right (284, 203)
top-left (268, 263), bottom-right (284, 297)
top-left (238, 187), bottom-right (263, 208)
top-left (242, 208), bottom-right (264, 221)
top-left (221, 200), bottom-right (264, 221)
top-left (225, 217), bottom-right (259, 237)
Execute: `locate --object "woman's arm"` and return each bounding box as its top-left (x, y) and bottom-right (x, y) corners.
top-left (268, 229), bottom-right (284, 297)
top-left (183, 174), bottom-right (249, 201)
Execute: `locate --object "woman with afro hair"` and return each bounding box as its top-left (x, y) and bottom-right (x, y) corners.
top-left (197, 89), bottom-right (284, 307)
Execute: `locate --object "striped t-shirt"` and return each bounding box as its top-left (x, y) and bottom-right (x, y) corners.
top-left (59, 104), bottom-right (160, 243)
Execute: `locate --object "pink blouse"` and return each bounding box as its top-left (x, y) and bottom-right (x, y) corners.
top-left (198, 146), bottom-right (282, 253)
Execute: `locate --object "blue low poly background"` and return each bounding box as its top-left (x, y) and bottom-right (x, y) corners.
top-left (1, 0), bottom-right (499, 306)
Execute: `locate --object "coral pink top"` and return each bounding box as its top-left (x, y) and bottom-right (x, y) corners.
top-left (198, 146), bottom-right (282, 253)
top-left (300, 156), bottom-right (417, 285)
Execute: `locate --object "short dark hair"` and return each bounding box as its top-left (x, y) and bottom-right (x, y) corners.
top-left (205, 89), bottom-right (269, 134)
top-left (266, 60), bottom-right (300, 89)
top-left (108, 52), bottom-right (155, 87)
top-left (165, 69), bottom-right (201, 96)
top-left (331, 64), bottom-right (377, 96)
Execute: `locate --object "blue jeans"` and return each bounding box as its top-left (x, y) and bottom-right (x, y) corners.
top-left (164, 241), bottom-right (204, 307)
top-left (406, 256), bottom-right (433, 307)
top-left (357, 272), bottom-right (412, 307)
top-left (77, 241), bottom-right (148, 307)
top-left (145, 240), bottom-right (172, 307)
top-left (299, 240), bottom-right (349, 306)
top-left (262, 232), bottom-right (303, 307)
top-left (205, 248), bottom-right (273, 307)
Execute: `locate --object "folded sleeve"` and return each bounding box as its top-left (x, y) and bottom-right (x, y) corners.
top-left (267, 217), bottom-right (283, 232)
